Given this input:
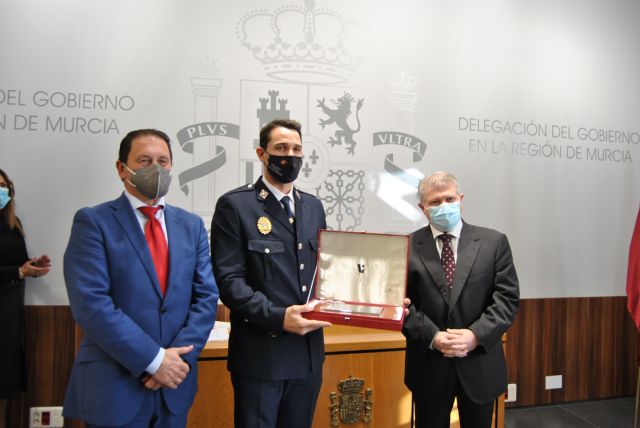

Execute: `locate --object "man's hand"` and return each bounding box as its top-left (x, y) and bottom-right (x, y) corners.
top-left (446, 329), bottom-right (479, 355)
top-left (403, 298), bottom-right (411, 317)
top-left (433, 329), bottom-right (478, 358)
top-left (141, 374), bottom-right (163, 390)
top-left (283, 304), bottom-right (331, 335)
top-left (151, 345), bottom-right (193, 389)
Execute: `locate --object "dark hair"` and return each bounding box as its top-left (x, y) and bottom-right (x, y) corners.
top-left (118, 129), bottom-right (173, 164)
top-left (259, 119), bottom-right (302, 149)
top-left (0, 168), bottom-right (24, 235)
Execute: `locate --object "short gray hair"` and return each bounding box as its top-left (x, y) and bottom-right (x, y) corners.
top-left (418, 171), bottom-right (461, 203)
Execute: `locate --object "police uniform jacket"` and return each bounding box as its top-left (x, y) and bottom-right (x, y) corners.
top-left (211, 177), bottom-right (327, 380)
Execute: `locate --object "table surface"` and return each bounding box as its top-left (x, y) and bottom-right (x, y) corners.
top-left (200, 324), bottom-right (407, 358)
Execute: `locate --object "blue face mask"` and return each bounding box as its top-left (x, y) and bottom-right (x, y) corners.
top-left (0, 187), bottom-right (11, 209)
top-left (428, 202), bottom-right (461, 232)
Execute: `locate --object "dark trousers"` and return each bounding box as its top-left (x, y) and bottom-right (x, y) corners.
top-left (85, 390), bottom-right (187, 428)
top-left (231, 370), bottom-right (322, 428)
top-left (414, 368), bottom-right (494, 428)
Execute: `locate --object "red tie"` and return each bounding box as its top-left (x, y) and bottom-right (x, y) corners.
top-left (139, 206), bottom-right (168, 296)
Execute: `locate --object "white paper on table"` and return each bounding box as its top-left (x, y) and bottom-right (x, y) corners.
top-left (207, 321), bottom-right (231, 341)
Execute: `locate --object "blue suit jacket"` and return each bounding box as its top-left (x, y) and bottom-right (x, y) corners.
top-left (211, 178), bottom-right (326, 380)
top-left (63, 193), bottom-right (218, 426)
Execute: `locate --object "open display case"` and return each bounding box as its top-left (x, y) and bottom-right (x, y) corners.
top-left (303, 230), bottom-right (409, 331)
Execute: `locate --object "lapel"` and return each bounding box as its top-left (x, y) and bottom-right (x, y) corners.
top-left (416, 226), bottom-right (449, 304)
top-left (163, 205), bottom-right (181, 299)
top-left (110, 193), bottom-right (164, 299)
top-left (255, 178), bottom-right (295, 235)
top-left (449, 222), bottom-right (480, 310)
top-left (293, 188), bottom-right (305, 239)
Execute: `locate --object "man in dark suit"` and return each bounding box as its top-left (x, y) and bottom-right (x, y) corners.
top-left (211, 119), bottom-right (331, 428)
top-left (63, 129), bottom-right (218, 428)
top-left (402, 171), bottom-right (519, 428)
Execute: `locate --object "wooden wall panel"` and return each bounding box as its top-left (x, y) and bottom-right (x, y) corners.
top-left (506, 297), bottom-right (638, 407)
top-left (216, 303), bottom-right (230, 322)
top-left (8, 298), bottom-right (636, 426)
top-left (6, 306), bottom-right (75, 428)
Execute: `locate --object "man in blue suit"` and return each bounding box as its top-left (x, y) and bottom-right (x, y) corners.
top-left (63, 129), bottom-right (218, 428)
top-left (211, 119), bottom-right (330, 428)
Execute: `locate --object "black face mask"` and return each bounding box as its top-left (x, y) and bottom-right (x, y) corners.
top-left (266, 153), bottom-right (303, 183)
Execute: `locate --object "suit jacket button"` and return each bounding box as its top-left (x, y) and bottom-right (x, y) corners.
top-left (298, 243), bottom-right (303, 250)
top-left (160, 307), bottom-right (167, 314)
top-left (299, 263), bottom-right (304, 270)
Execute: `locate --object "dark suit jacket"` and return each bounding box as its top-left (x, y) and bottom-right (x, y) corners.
top-left (63, 194), bottom-right (218, 426)
top-left (402, 222), bottom-right (519, 404)
top-left (211, 178), bottom-right (326, 380)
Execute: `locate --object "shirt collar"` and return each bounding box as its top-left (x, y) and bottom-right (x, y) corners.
top-left (430, 219), bottom-right (462, 240)
top-left (123, 189), bottom-right (166, 211)
top-left (261, 176), bottom-right (294, 203)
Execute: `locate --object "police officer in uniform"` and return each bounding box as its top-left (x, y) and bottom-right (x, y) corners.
top-left (211, 119), bottom-right (331, 428)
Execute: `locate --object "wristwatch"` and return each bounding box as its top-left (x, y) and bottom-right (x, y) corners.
top-left (18, 267), bottom-right (24, 280)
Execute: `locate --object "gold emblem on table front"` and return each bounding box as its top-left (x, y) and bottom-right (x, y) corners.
top-left (329, 376), bottom-right (373, 425)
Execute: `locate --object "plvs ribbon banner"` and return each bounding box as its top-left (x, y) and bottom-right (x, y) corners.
top-left (175, 122), bottom-right (240, 195)
top-left (373, 131), bottom-right (427, 188)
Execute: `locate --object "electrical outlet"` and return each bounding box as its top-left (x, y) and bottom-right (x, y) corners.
top-left (505, 383), bottom-right (517, 402)
top-left (545, 374), bottom-right (563, 390)
top-left (30, 407), bottom-right (63, 428)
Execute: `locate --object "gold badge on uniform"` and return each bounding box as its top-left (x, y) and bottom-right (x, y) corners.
top-left (259, 189), bottom-right (269, 200)
top-left (257, 216), bottom-right (272, 235)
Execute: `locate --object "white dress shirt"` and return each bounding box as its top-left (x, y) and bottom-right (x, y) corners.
top-left (261, 176), bottom-right (296, 215)
top-left (123, 190), bottom-right (167, 375)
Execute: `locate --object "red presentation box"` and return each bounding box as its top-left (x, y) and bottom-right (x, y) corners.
top-left (303, 229), bottom-right (409, 331)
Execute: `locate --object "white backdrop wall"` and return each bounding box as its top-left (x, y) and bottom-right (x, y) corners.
top-left (1, 0), bottom-right (638, 304)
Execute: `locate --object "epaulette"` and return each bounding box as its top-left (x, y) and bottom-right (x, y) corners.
top-left (226, 182), bottom-right (255, 195)
top-left (294, 187), bottom-right (318, 199)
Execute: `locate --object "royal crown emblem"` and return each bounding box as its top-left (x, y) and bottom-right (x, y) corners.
top-left (339, 376), bottom-right (364, 395)
top-left (236, 0), bottom-right (368, 84)
top-left (330, 376), bottom-right (373, 425)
